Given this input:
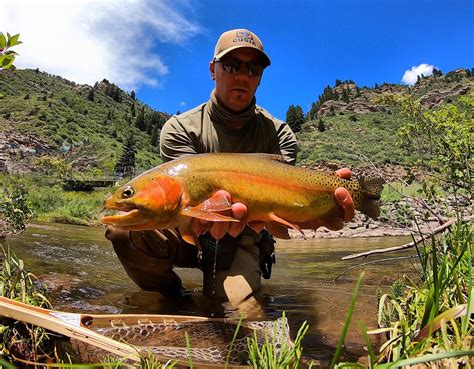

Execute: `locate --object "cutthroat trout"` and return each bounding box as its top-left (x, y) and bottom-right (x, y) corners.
top-left (101, 153), bottom-right (384, 243)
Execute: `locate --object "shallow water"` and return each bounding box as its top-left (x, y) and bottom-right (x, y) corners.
top-left (2, 222), bottom-right (417, 363)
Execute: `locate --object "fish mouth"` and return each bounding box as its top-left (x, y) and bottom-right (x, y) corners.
top-left (101, 202), bottom-right (156, 229)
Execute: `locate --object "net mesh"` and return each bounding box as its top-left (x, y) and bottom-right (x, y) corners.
top-left (72, 317), bottom-right (292, 366)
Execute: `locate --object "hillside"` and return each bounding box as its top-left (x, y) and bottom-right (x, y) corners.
top-left (0, 68), bottom-right (169, 175)
top-left (0, 67), bottom-right (472, 177)
top-left (297, 68), bottom-right (473, 169)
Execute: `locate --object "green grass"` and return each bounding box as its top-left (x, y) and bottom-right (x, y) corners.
top-left (0, 68), bottom-right (164, 173)
top-left (1, 173), bottom-right (113, 225)
top-left (297, 111), bottom-right (411, 167)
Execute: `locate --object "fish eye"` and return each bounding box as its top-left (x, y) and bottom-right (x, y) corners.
top-left (121, 185), bottom-right (135, 198)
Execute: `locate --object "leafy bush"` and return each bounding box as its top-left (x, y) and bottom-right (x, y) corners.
top-left (0, 178), bottom-right (33, 236)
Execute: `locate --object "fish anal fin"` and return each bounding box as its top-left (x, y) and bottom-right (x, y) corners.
top-left (265, 222), bottom-right (291, 239)
top-left (269, 213), bottom-right (306, 238)
top-left (180, 207), bottom-right (239, 222)
top-left (321, 206), bottom-right (345, 231)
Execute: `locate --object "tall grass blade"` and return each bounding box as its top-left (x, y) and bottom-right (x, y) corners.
top-left (376, 350), bottom-right (474, 368)
top-left (330, 272), bottom-right (364, 369)
top-left (414, 304), bottom-right (467, 340)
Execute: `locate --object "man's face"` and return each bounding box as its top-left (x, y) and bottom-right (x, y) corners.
top-left (210, 48), bottom-right (265, 112)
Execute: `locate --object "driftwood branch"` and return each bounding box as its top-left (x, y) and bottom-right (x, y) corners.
top-left (342, 215), bottom-right (473, 260)
top-left (333, 255), bottom-right (417, 281)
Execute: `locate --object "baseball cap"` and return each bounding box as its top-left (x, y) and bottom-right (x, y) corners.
top-left (213, 29), bottom-right (271, 67)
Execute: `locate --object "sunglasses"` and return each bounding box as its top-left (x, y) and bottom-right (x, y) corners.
top-left (214, 58), bottom-right (265, 77)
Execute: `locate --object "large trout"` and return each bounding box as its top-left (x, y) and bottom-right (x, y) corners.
top-left (101, 153), bottom-right (384, 243)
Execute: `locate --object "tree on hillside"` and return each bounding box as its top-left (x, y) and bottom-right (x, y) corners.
top-left (432, 68), bottom-right (443, 77)
top-left (294, 105), bottom-right (305, 132)
top-left (131, 90), bottom-right (136, 100)
top-left (135, 106), bottom-right (146, 131)
top-left (309, 85), bottom-right (336, 118)
top-left (285, 105), bottom-right (304, 133)
top-left (317, 118), bottom-right (326, 132)
top-left (87, 88), bottom-right (95, 102)
top-left (151, 124), bottom-right (160, 147)
top-left (145, 111), bottom-right (166, 135)
top-left (114, 131), bottom-right (137, 178)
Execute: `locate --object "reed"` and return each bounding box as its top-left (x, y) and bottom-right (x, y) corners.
top-left (0, 247), bottom-right (52, 366)
top-left (368, 218), bottom-right (473, 367)
top-left (246, 312), bottom-right (312, 369)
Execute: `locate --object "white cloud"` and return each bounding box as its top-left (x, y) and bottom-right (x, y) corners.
top-left (0, 0), bottom-right (201, 90)
top-left (179, 101), bottom-right (187, 107)
top-left (401, 63), bottom-right (435, 85)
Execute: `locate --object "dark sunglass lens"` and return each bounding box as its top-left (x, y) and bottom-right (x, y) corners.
top-left (222, 60), bottom-right (241, 74)
top-left (219, 59), bottom-right (263, 76)
top-left (248, 65), bottom-right (263, 76)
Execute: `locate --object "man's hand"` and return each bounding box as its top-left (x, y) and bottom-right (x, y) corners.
top-left (190, 190), bottom-right (248, 239)
top-left (189, 168), bottom-right (355, 239)
top-left (334, 167), bottom-right (355, 222)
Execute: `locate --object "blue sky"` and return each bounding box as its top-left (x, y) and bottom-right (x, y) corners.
top-left (2, 0), bottom-right (473, 120)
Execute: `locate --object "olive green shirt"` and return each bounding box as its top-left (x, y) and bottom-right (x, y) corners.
top-left (160, 102), bottom-right (298, 164)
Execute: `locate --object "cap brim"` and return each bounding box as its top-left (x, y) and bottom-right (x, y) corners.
top-left (214, 45), bottom-right (271, 67)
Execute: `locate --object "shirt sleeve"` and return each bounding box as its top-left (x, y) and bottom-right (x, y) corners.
top-left (160, 116), bottom-right (198, 163)
top-left (271, 123), bottom-right (298, 165)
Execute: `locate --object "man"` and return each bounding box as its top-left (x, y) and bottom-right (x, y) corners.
top-left (106, 29), bottom-right (354, 304)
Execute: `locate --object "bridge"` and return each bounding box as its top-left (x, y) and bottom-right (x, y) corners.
top-left (62, 176), bottom-right (120, 191)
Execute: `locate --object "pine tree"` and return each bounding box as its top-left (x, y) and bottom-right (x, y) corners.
top-left (135, 106), bottom-right (146, 131)
top-left (131, 90), bottom-right (136, 100)
top-left (286, 105), bottom-right (296, 131)
top-left (115, 132), bottom-right (137, 177)
top-left (151, 124), bottom-right (160, 147)
top-left (293, 105), bottom-right (304, 132)
top-left (318, 118), bottom-right (326, 132)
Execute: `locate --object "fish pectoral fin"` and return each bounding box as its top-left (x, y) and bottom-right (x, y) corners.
top-left (194, 193), bottom-right (232, 212)
top-left (268, 213), bottom-right (306, 239)
top-left (178, 223), bottom-right (199, 246)
top-left (265, 222), bottom-right (291, 239)
top-left (180, 207), bottom-right (239, 222)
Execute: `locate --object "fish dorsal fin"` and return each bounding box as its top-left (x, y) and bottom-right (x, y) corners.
top-left (268, 213), bottom-right (306, 239)
top-left (247, 153), bottom-right (289, 164)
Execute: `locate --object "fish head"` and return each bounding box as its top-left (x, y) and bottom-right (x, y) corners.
top-left (101, 173), bottom-right (183, 230)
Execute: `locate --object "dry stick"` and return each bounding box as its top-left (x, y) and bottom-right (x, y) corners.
top-left (333, 255), bottom-right (417, 281)
top-left (342, 215), bottom-right (473, 260)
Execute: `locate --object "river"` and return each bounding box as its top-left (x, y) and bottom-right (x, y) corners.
top-left (1, 222), bottom-right (417, 364)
